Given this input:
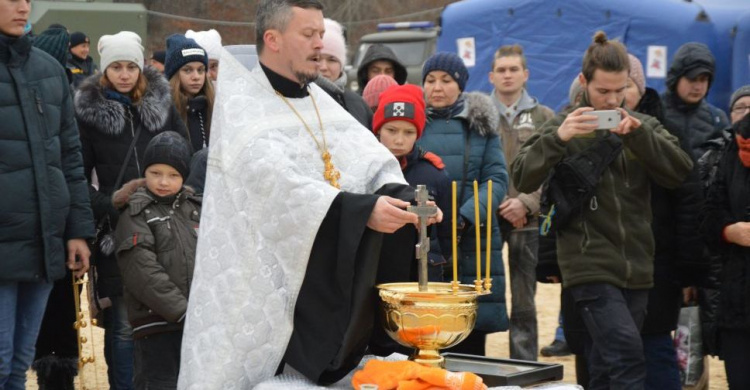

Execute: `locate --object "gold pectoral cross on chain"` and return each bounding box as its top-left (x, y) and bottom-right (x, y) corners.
top-left (322, 152), bottom-right (341, 189)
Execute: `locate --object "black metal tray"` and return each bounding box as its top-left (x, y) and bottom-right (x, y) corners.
top-left (442, 353), bottom-right (564, 387)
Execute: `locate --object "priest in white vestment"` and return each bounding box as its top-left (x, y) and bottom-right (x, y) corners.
top-left (177, 1), bottom-right (438, 388)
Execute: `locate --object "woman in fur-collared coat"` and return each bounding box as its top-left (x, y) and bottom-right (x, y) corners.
top-left (417, 52), bottom-right (510, 356)
top-left (74, 31), bottom-right (186, 390)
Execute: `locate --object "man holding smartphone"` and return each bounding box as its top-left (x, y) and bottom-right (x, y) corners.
top-left (511, 31), bottom-right (693, 389)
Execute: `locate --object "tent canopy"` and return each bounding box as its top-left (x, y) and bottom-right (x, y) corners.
top-left (438, 0), bottom-right (749, 112)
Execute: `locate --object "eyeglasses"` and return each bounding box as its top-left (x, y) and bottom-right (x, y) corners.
top-left (733, 105), bottom-right (750, 113)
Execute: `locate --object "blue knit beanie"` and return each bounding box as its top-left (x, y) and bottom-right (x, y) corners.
top-left (164, 34), bottom-right (208, 80)
top-left (422, 52), bottom-right (469, 91)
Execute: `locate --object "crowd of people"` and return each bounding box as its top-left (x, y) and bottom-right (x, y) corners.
top-left (2, 0), bottom-right (750, 389)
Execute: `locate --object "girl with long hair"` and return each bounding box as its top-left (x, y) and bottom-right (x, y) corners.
top-left (164, 34), bottom-right (214, 152)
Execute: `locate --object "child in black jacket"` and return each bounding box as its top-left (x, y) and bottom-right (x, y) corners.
top-left (373, 85), bottom-right (452, 281)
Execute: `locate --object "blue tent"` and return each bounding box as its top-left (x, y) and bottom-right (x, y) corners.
top-left (437, 0), bottom-right (748, 112)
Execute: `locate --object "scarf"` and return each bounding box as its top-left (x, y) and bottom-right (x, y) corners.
top-left (104, 88), bottom-right (133, 107)
top-left (427, 94), bottom-right (465, 120)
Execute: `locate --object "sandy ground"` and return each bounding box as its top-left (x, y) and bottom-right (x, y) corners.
top-left (27, 247), bottom-right (728, 389)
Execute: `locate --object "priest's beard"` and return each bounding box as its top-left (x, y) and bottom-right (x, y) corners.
top-left (295, 69), bottom-right (320, 86)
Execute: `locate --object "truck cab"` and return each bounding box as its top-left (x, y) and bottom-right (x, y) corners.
top-left (346, 21), bottom-right (440, 91)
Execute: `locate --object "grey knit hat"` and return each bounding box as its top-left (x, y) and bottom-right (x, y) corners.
top-left (730, 85), bottom-right (750, 110)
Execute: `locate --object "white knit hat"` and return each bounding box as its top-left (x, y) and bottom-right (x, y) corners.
top-left (322, 19), bottom-right (347, 66)
top-left (98, 31), bottom-right (144, 71)
top-left (185, 29), bottom-right (222, 61)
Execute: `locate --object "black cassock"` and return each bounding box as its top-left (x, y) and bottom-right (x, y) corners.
top-left (283, 183), bottom-right (418, 384)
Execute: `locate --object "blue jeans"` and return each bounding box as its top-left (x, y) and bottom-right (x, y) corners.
top-left (554, 311), bottom-right (566, 342)
top-left (0, 281), bottom-right (53, 390)
top-left (103, 296), bottom-right (134, 390)
top-left (642, 332), bottom-right (680, 390)
top-left (507, 229), bottom-right (538, 361)
top-left (569, 283), bottom-right (648, 390)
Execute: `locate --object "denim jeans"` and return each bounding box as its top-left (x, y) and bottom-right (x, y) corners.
top-left (507, 229), bottom-right (538, 361)
top-left (0, 281), bottom-right (53, 390)
top-left (569, 283), bottom-right (648, 390)
top-left (642, 332), bottom-right (680, 390)
top-left (134, 330), bottom-right (183, 390)
top-left (554, 311), bottom-right (566, 342)
top-left (103, 296), bottom-right (134, 390)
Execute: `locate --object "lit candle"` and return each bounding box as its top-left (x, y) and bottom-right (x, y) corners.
top-left (452, 181), bottom-right (458, 285)
top-left (473, 180), bottom-right (480, 282)
top-left (486, 180), bottom-right (492, 281)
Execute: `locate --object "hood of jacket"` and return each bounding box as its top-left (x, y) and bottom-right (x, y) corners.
top-left (491, 88), bottom-right (540, 124)
top-left (356, 44), bottom-right (407, 89)
top-left (666, 43), bottom-right (715, 92)
top-left (456, 92), bottom-right (500, 137)
top-left (74, 66), bottom-right (172, 136)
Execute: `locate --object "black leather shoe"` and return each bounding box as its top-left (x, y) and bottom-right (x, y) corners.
top-left (540, 340), bottom-right (572, 357)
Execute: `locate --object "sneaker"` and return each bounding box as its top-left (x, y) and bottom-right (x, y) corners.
top-left (540, 340), bottom-right (572, 357)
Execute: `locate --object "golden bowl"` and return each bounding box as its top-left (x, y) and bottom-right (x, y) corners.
top-left (377, 282), bottom-right (481, 367)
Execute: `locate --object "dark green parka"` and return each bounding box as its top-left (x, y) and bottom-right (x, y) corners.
top-left (511, 97), bottom-right (693, 289)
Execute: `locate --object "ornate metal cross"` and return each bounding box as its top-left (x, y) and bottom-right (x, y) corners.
top-left (407, 185), bottom-right (438, 291)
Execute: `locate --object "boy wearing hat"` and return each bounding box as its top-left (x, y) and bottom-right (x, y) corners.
top-left (66, 31), bottom-right (98, 88)
top-left (373, 84), bottom-right (452, 280)
top-left (112, 131), bottom-right (201, 389)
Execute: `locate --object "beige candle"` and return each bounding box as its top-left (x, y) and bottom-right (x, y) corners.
top-left (473, 180), bottom-right (480, 282)
top-left (486, 180), bottom-right (492, 280)
top-left (452, 181), bottom-right (458, 284)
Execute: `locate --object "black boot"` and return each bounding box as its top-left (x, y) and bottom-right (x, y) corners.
top-left (32, 355), bottom-right (78, 390)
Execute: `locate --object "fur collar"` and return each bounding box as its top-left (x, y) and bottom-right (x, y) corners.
top-left (74, 66), bottom-right (172, 135)
top-left (463, 92), bottom-right (500, 137)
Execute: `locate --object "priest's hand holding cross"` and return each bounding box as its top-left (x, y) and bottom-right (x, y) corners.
top-left (367, 196), bottom-right (443, 234)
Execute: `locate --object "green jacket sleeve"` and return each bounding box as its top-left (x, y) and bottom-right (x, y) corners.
top-left (510, 114), bottom-right (568, 193)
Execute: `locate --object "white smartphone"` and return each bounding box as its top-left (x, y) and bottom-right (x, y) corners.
top-left (587, 110), bottom-right (621, 130)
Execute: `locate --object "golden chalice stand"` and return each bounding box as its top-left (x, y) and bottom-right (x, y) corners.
top-left (378, 181), bottom-right (493, 368)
